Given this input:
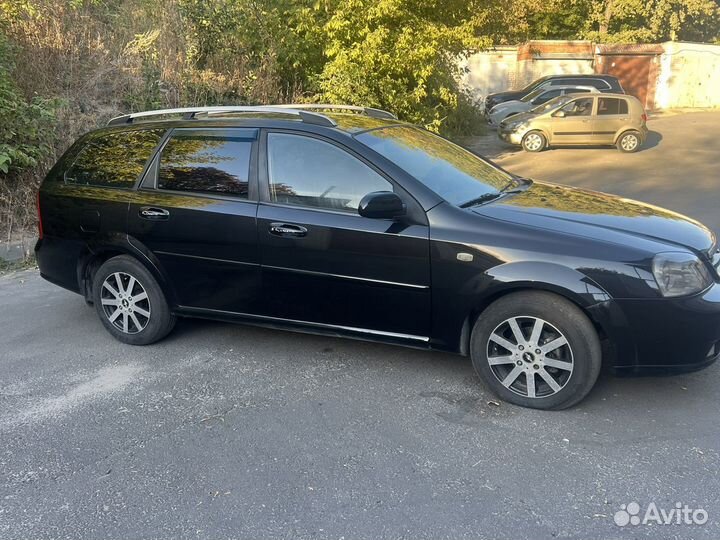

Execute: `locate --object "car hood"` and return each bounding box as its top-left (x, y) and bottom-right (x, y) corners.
top-left (491, 101), bottom-right (529, 113)
top-left (474, 181), bottom-right (715, 253)
top-left (499, 111), bottom-right (537, 126)
top-left (486, 91), bottom-right (524, 105)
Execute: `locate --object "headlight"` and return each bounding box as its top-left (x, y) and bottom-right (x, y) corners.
top-left (652, 252), bottom-right (713, 297)
top-left (507, 122), bottom-right (527, 132)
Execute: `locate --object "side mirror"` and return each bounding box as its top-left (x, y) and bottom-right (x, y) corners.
top-left (554, 110), bottom-right (566, 118)
top-left (358, 191), bottom-right (406, 219)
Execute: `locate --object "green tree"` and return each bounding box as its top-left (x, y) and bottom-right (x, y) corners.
top-left (315, 0), bottom-right (494, 133)
top-left (585, 0), bottom-right (720, 43)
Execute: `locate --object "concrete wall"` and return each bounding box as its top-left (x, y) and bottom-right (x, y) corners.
top-left (515, 41), bottom-right (595, 88)
top-left (655, 41), bottom-right (720, 109)
top-left (459, 47), bottom-right (518, 104)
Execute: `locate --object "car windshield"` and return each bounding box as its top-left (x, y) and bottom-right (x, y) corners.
top-left (355, 126), bottom-right (513, 206)
top-left (530, 94), bottom-right (573, 114)
top-left (520, 87), bottom-right (548, 103)
top-left (519, 76), bottom-right (550, 94)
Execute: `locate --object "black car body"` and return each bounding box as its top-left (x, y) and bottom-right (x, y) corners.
top-left (36, 105), bottom-right (720, 409)
top-left (484, 74), bottom-right (624, 114)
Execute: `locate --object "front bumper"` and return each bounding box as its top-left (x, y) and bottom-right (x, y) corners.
top-left (498, 127), bottom-right (524, 146)
top-left (589, 282), bottom-right (720, 375)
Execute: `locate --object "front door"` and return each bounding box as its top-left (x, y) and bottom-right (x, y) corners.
top-left (256, 131), bottom-right (431, 340)
top-left (550, 96), bottom-right (596, 145)
top-left (127, 127), bottom-right (261, 313)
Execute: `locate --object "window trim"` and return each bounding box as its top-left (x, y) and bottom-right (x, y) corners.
top-left (142, 127), bottom-right (260, 201)
top-left (64, 127), bottom-right (166, 191)
top-left (258, 128), bottom-right (399, 216)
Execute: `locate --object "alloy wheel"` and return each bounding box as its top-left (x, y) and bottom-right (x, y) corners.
top-left (100, 271), bottom-right (151, 334)
top-left (486, 316), bottom-right (574, 399)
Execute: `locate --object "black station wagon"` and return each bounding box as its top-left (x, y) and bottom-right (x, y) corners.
top-left (36, 105), bottom-right (720, 409)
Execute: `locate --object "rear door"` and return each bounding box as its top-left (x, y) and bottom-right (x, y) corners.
top-left (255, 130), bottom-right (431, 340)
top-left (593, 97), bottom-right (630, 144)
top-left (550, 96), bottom-right (596, 145)
top-left (127, 127), bottom-right (261, 313)
top-left (38, 128), bottom-right (165, 291)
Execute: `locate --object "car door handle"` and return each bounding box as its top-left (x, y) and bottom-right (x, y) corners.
top-left (269, 222), bottom-right (307, 237)
top-left (139, 207), bottom-right (170, 220)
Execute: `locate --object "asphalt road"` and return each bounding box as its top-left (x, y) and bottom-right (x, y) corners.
top-left (2, 111), bottom-right (720, 540)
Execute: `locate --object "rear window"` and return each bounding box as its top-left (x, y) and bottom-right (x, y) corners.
top-left (158, 129), bottom-right (255, 197)
top-left (598, 98), bottom-right (629, 115)
top-left (65, 129), bottom-right (164, 189)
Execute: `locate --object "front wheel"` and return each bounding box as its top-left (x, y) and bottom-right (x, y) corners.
top-left (522, 131), bottom-right (546, 152)
top-left (92, 255), bottom-right (176, 345)
top-left (470, 291), bottom-right (601, 410)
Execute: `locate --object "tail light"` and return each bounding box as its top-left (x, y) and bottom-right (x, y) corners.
top-left (641, 113), bottom-right (648, 122)
top-left (36, 191), bottom-right (43, 240)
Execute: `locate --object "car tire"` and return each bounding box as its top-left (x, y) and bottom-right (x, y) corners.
top-left (92, 255), bottom-right (176, 345)
top-left (470, 291), bottom-right (601, 410)
top-left (617, 130), bottom-right (641, 153)
top-left (521, 131), bottom-right (546, 152)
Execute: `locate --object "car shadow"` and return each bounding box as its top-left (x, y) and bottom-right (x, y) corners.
top-left (172, 316), bottom-right (714, 422)
top-left (544, 130), bottom-right (663, 153)
top-left (643, 130), bottom-right (662, 150)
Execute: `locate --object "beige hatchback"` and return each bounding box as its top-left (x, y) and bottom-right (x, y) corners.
top-left (498, 93), bottom-right (648, 153)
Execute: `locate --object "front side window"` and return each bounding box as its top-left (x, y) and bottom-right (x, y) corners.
top-left (560, 97), bottom-right (594, 117)
top-left (65, 129), bottom-right (164, 189)
top-left (158, 129), bottom-right (253, 197)
top-left (266, 133), bottom-right (392, 213)
top-left (355, 126), bottom-right (511, 207)
top-left (598, 98), bottom-right (629, 115)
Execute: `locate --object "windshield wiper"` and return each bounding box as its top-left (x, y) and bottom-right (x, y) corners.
top-left (459, 178), bottom-right (532, 209)
top-left (459, 192), bottom-right (503, 208)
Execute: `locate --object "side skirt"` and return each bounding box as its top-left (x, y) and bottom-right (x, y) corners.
top-left (174, 305), bottom-right (434, 350)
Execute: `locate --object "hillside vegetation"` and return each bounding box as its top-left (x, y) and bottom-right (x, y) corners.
top-left (1, 0), bottom-right (718, 238)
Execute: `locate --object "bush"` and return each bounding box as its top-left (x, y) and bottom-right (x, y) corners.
top-left (0, 32), bottom-right (58, 236)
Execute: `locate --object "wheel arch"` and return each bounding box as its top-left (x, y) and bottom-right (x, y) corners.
top-left (459, 262), bottom-right (613, 356)
top-left (614, 127), bottom-right (641, 144)
top-left (77, 234), bottom-right (177, 307)
top-left (523, 128), bottom-right (551, 146)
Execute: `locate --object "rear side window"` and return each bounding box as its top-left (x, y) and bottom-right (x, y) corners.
top-left (65, 129), bottom-right (164, 189)
top-left (598, 98), bottom-right (629, 115)
top-left (158, 129), bottom-right (254, 197)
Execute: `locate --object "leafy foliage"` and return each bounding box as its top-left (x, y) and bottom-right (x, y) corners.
top-left (0, 35), bottom-right (57, 175)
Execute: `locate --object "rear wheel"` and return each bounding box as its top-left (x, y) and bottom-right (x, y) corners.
top-left (617, 130), bottom-right (641, 153)
top-left (92, 255), bottom-right (176, 345)
top-left (470, 291), bottom-right (601, 410)
top-left (522, 131), bottom-right (546, 152)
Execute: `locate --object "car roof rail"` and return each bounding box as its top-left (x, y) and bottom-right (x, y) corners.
top-left (107, 106), bottom-right (338, 127)
top-left (272, 104), bottom-right (398, 120)
top-left (107, 103), bottom-right (399, 127)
